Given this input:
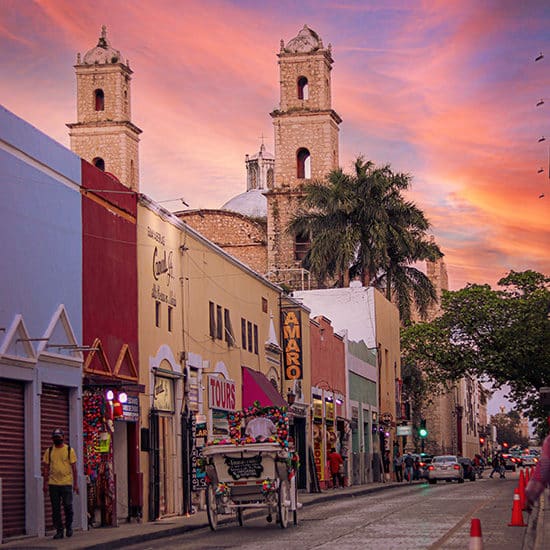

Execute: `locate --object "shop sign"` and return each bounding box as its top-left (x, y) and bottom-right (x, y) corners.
top-left (313, 397), bottom-right (323, 424)
top-left (121, 395), bottom-right (139, 421)
top-left (313, 430), bottom-right (325, 482)
top-left (153, 376), bottom-right (175, 412)
top-left (325, 400), bottom-right (335, 425)
top-left (396, 425), bottom-right (412, 436)
top-left (212, 409), bottom-right (230, 438)
top-left (190, 414), bottom-right (207, 491)
top-left (282, 310), bottom-right (303, 380)
top-left (188, 372), bottom-right (199, 412)
top-left (208, 375), bottom-right (236, 411)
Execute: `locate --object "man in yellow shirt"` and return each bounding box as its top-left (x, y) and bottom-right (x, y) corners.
top-left (42, 428), bottom-right (78, 539)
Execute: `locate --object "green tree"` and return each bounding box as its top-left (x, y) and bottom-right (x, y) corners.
top-left (490, 410), bottom-right (529, 448)
top-left (401, 270), bottom-right (550, 434)
top-left (288, 157), bottom-right (442, 322)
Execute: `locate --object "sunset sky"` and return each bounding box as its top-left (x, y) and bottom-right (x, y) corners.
top-left (1, 0), bottom-right (549, 291)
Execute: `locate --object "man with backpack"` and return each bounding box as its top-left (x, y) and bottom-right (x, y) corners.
top-left (403, 453), bottom-right (414, 483)
top-left (42, 428), bottom-right (78, 539)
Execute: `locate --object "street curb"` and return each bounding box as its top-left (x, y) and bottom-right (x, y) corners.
top-left (80, 482), bottom-right (411, 549)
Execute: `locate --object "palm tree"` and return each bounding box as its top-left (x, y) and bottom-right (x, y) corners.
top-left (288, 157), bottom-right (442, 322)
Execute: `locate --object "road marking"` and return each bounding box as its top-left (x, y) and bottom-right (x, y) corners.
top-left (427, 492), bottom-right (499, 549)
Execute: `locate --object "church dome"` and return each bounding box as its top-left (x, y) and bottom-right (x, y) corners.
top-left (82, 26), bottom-right (123, 65)
top-left (221, 189), bottom-right (267, 218)
top-left (284, 25), bottom-right (323, 54)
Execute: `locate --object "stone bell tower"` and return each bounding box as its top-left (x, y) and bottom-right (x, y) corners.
top-left (267, 25), bottom-right (341, 288)
top-left (67, 26), bottom-right (142, 190)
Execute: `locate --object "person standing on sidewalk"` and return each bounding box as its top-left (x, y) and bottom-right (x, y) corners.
top-left (327, 447), bottom-right (344, 489)
top-left (525, 429), bottom-right (550, 509)
top-left (42, 428), bottom-right (79, 539)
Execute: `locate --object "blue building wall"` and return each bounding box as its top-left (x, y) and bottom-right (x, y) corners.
top-left (0, 106), bottom-right (82, 340)
top-left (0, 105), bottom-right (86, 538)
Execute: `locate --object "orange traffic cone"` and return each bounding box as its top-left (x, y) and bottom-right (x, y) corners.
top-left (469, 517), bottom-right (483, 550)
top-left (508, 488), bottom-right (527, 526)
top-left (518, 470), bottom-right (526, 510)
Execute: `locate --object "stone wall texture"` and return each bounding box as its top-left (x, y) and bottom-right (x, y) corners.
top-left (179, 210), bottom-right (268, 276)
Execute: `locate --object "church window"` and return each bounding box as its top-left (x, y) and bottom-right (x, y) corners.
top-left (297, 76), bottom-right (309, 100)
top-left (267, 168), bottom-right (274, 189)
top-left (294, 231), bottom-right (310, 262)
top-left (94, 89), bottom-right (105, 111)
top-left (93, 157), bottom-right (105, 171)
top-left (297, 148), bottom-right (311, 179)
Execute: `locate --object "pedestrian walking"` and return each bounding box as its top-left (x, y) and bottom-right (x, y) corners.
top-left (327, 447), bottom-right (344, 489)
top-left (393, 453), bottom-right (403, 482)
top-left (42, 428), bottom-right (78, 539)
top-left (525, 429), bottom-right (550, 510)
top-left (489, 452), bottom-right (502, 478)
top-left (403, 453), bottom-right (414, 483)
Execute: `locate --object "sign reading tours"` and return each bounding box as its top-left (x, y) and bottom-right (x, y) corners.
top-left (207, 375), bottom-right (236, 411)
top-left (282, 309), bottom-right (303, 380)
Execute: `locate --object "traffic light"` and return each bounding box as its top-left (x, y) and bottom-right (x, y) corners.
top-left (479, 436), bottom-right (485, 445)
top-left (502, 441), bottom-right (509, 449)
top-left (418, 418), bottom-right (428, 438)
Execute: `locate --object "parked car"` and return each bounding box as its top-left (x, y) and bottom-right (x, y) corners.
top-left (458, 457), bottom-right (476, 481)
top-left (427, 455), bottom-right (464, 484)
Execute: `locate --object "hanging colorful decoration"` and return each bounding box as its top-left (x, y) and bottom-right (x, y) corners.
top-left (215, 482), bottom-right (231, 497)
top-left (260, 478), bottom-right (277, 495)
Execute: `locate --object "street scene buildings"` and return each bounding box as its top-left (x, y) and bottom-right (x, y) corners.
top-left (0, 24), bottom-right (492, 543)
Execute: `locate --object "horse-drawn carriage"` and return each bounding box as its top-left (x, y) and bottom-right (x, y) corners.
top-left (201, 404), bottom-right (300, 530)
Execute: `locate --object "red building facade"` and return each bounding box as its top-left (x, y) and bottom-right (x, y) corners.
top-left (81, 161), bottom-right (142, 525)
top-left (309, 316), bottom-right (348, 488)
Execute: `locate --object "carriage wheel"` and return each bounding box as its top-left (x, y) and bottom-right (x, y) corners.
top-left (278, 480), bottom-right (289, 529)
top-left (237, 508), bottom-right (244, 526)
top-left (206, 484), bottom-right (218, 531)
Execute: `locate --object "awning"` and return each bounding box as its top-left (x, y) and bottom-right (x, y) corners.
top-left (242, 367), bottom-right (287, 409)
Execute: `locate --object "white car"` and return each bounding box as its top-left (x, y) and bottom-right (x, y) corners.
top-left (427, 455), bottom-right (464, 484)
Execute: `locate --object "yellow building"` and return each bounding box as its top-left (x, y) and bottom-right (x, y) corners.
top-left (138, 196), bottom-right (312, 520)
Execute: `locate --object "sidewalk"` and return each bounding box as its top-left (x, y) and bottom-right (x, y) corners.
top-left (523, 488), bottom-right (550, 550)
top-left (3, 481), bottom-right (405, 549)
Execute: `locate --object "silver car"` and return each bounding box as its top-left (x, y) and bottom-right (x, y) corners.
top-left (427, 455), bottom-right (464, 484)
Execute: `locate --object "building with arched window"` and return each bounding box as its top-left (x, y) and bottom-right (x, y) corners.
top-left (67, 27), bottom-right (141, 191)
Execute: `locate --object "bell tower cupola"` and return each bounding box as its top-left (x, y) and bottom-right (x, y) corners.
top-left (67, 26), bottom-right (142, 191)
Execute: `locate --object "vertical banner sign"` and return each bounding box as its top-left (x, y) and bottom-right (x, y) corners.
top-left (282, 309), bottom-right (303, 380)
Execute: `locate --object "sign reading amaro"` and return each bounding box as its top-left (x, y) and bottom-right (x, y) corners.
top-left (282, 310), bottom-right (303, 380)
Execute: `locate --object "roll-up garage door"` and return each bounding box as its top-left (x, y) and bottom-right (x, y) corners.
top-left (0, 378), bottom-right (26, 539)
top-left (41, 384), bottom-right (70, 531)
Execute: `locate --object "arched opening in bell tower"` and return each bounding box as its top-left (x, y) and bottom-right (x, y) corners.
top-left (297, 76), bottom-right (309, 100)
top-left (297, 148), bottom-right (311, 179)
top-left (94, 89), bottom-right (105, 111)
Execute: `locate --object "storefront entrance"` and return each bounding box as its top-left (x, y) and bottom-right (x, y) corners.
top-left (0, 378), bottom-right (26, 538)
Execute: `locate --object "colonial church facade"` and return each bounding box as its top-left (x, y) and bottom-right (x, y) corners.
top-left (180, 25), bottom-right (341, 290)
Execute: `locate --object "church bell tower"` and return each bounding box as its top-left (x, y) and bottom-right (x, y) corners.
top-left (267, 25), bottom-right (341, 287)
top-left (67, 26), bottom-right (142, 190)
